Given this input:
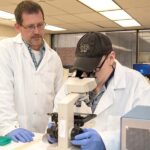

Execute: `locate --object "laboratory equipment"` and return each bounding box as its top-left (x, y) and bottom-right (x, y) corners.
top-left (121, 105), bottom-right (150, 150)
top-left (133, 63), bottom-right (150, 80)
top-left (47, 77), bottom-right (97, 150)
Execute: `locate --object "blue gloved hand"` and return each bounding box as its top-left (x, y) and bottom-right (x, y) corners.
top-left (47, 122), bottom-right (57, 144)
top-left (71, 128), bottom-right (105, 150)
top-left (6, 128), bottom-right (34, 143)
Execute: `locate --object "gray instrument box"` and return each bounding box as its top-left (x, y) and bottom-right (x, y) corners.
top-left (121, 106), bottom-right (150, 150)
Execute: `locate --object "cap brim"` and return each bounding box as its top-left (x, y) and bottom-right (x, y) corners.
top-left (73, 57), bottom-right (101, 72)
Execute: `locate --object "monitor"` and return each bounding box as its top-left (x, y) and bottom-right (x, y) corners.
top-left (133, 64), bottom-right (150, 76)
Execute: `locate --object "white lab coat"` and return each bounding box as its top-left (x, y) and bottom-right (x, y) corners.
top-left (53, 60), bottom-right (150, 150)
top-left (0, 34), bottom-right (63, 135)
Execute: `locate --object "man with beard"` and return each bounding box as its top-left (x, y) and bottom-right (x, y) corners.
top-left (0, 1), bottom-right (63, 143)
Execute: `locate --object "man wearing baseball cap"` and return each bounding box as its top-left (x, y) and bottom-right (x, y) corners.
top-left (74, 32), bottom-right (112, 73)
top-left (51, 32), bottom-right (150, 150)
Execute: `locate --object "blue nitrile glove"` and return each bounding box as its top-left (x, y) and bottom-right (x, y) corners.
top-left (47, 122), bottom-right (57, 144)
top-left (6, 128), bottom-right (34, 143)
top-left (71, 128), bottom-right (105, 150)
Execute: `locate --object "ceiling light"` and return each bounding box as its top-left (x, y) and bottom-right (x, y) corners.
top-left (115, 19), bottom-right (141, 27)
top-left (0, 11), bottom-right (15, 20)
top-left (45, 25), bottom-right (66, 31)
top-left (78, 0), bottom-right (120, 11)
top-left (99, 10), bottom-right (132, 20)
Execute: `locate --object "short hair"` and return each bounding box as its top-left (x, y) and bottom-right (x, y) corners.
top-left (14, 0), bottom-right (45, 25)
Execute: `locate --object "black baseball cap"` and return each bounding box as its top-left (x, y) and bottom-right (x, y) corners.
top-left (73, 32), bottom-right (113, 72)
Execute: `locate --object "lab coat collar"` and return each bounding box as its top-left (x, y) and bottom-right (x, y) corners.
top-left (13, 34), bottom-right (32, 61)
top-left (13, 34), bottom-right (53, 71)
top-left (13, 33), bottom-right (23, 44)
top-left (113, 60), bottom-right (126, 89)
top-left (37, 43), bottom-right (53, 71)
top-left (94, 87), bottom-right (114, 114)
top-left (94, 60), bottom-right (126, 114)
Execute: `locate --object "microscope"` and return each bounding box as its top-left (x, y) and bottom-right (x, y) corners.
top-left (46, 76), bottom-right (97, 150)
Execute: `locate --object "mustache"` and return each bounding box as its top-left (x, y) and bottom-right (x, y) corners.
top-left (31, 34), bottom-right (42, 38)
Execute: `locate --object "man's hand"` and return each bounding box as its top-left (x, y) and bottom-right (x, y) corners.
top-left (6, 128), bottom-right (34, 143)
top-left (71, 128), bottom-right (105, 150)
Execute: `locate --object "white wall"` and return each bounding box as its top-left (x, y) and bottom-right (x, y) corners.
top-left (0, 24), bottom-right (17, 38)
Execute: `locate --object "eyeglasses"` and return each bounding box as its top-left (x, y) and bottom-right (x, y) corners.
top-left (21, 22), bottom-right (46, 31)
top-left (93, 55), bottom-right (108, 72)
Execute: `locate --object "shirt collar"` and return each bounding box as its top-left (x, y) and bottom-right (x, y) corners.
top-left (23, 39), bottom-right (45, 52)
